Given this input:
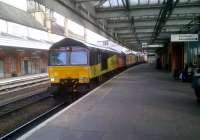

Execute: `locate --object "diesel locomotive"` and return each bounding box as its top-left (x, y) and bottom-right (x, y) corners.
top-left (48, 38), bottom-right (142, 95)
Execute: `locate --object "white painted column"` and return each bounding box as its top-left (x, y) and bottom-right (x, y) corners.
top-left (84, 27), bottom-right (87, 42)
top-left (64, 18), bottom-right (69, 37)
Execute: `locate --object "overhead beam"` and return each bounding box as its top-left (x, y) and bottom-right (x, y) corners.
top-left (124, 38), bottom-right (151, 42)
top-left (118, 34), bottom-right (137, 38)
top-left (136, 28), bottom-right (154, 33)
top-left (123, 37), bottom-right (154, 40)
top-left (137, 32), bottom-right (171, 36)
top-left (121, 36), bottom-right (151, 39)
top-left (107, 19), bottom-right (190, 28)
top-left (126, 41), bottom-right (138, 44)
top-left (106, 13), bottom-right (200, 23)
top-left (117, 29), bottom-right (178, 34)
top-left (75, 0), bottom-right (99, 3)
top-left (111, 24), bottom-right (187, 31)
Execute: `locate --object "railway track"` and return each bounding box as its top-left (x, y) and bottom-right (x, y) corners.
top-left (0, 100), bottom-right (67, 140)
top-left (0, 92), bottom-right (51, 117)
top-left (0, 74), bottom-right (49, 95)
top-left (0, 74), bottom-right (48, 86)
top-left (0, 88), bottom-right (87, 140)
top-left (0, 90), bottom-right (65, 139)
top-left (0, 74), bottom-right (50, 108)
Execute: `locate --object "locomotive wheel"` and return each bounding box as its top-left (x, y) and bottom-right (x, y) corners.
top-left (48, 85), bottom-right (61, 97)
top-left (98, 76), bottom-right (103, 82)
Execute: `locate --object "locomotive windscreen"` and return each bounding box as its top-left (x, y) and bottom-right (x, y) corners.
top-left (49, 46), bottom-right (88, 66)
top-left (71, 51), bottom-right (87, 65)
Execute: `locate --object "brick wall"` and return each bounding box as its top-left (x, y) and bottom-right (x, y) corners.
top-left (0, 47), bottom-right (48, 78)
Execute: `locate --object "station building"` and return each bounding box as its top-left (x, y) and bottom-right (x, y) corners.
top-left (0, 1), bottom-right (89, 79)
top-left (0, 1), bottom-right (50, 78)
top-left (0, 39), bottom-right (49, 78)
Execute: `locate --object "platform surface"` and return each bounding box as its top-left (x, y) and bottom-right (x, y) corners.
top-left (19, 64), bottom-right (200, 140)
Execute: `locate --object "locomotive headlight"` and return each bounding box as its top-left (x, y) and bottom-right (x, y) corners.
top-left (50, 78), bottom-right (55, 82)
top-left (50, 78), bottom-right (59, 83)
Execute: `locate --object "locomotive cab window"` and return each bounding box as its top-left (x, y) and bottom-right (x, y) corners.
top-left (71, 51), bottom-right (88, 65)
top-left (50, 51), bottom-right (69, 65)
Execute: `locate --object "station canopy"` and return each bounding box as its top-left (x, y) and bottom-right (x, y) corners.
top-left (30, 0), bottom-right (200, 52)
top-left (75, 0), bottom-right (200, 51)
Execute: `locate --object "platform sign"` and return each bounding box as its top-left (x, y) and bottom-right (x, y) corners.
top-left (147, 44), bottom-right (163, 48)
top-left (171, 34), bottom-right (198, 42)
top-left (142, 43), bottom-right (147, 48)
top-left (142, 44), bottom-right (163, 48)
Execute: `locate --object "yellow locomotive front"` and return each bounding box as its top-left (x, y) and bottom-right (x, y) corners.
top-left (48, 45), bottom-right (91, 86)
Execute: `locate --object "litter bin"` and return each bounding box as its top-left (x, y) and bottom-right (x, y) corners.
top-left (192, 69), bottom-right (200, 102)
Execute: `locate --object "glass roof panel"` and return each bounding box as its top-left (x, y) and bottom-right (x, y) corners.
top-left (110, 0), bottom-right (118, 7)
top-left (179, 0), bottom-right (189, 2)
top-left (102, 0), bottom-right (110, 7)
top-left (149, 0), bottom-right (158, 4)
top-left (140, 0), bottom-right (149, 4)
top-left (118, 0), bottom-right (123, 7)
top-left (130, 0), bottom-right (162, 5)
top-left (159, 0), bottom-right (164, 4)
top-left (129, 0), bottom-right (139, 5)
top-left (189, 0), bottom-right (199, 2)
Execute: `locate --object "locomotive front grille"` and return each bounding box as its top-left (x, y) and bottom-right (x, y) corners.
top-left (60, 79), bottom-right (78, 85)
